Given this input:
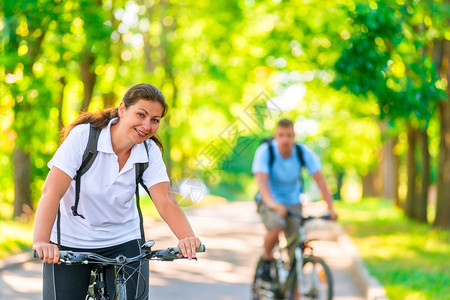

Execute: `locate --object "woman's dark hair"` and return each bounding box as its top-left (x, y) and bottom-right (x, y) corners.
top-left (60, 84), bottom-right (168, 152)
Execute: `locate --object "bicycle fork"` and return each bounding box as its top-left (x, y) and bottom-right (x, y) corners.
top-left (88, 266), bottom-right (108, 299)
top-left (295, 247), bottom-right (305, 297)
top-left (115, 266), bottom-right (127, 300)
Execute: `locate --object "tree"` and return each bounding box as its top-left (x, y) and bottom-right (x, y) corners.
top-left (434, 39), bottom-right (450, 228)
top-left (1, 0), bottom-right (60, 217)
top-left (332, 1), bottom-right (446, 222)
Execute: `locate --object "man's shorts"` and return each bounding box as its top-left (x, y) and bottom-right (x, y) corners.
top-left (257, 201), bottom-right (302, 234)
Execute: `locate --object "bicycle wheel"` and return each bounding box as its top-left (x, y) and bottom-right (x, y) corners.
top-left (287, 256), bottom-right (333, 300)
top-left (251, 258), bottom-right (281, 300)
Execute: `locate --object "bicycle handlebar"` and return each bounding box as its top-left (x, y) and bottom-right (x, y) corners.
top-left (33, 242), bottom-right (206, 265)
top-left (287, 210), bottom-right (330, 225)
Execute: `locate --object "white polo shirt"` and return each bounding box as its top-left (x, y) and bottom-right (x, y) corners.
top-left (48, 118), bottom-right (169, 248)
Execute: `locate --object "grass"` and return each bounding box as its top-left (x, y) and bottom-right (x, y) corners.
top-left (0, 218), bottom-right (34, 259)
top-left (336, 198), bottom-right (450, 300)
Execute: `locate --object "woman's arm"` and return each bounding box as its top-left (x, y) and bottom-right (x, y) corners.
top-left (149, 182), bottom-right (201, 259)
top-left (33, 167), bottom-right (72, 264)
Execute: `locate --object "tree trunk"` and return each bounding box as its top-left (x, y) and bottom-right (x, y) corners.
top-left (58, 77), bottom-right (66, 134)
top-left (13, 147), bottom-right (32, 218)
top-left (333, 171), bottom-right (344, 200)
top-left (104, 92), bottom-right (116, 109)
top-left (159, 0), bottom-right (176, 178)
top-left (7, 10), bottom-right (50, 217)
top-left (362, 171), bottom-right (377, 198)
top-left (80, 49), bottom-right (96, 112)
top-left (405, 123), bottom-right (417, 218)
top-left (435, 101), bottom-right (450, 228)
top-left (416, 128), bottom-right (429, 223)
top-left (381, 136), bottom-right (398, 200)
top-left (393, 137), bottom-right (401, 207)
top-left (433, 39), bottom-right (450, 228)
top-left (377, 120), bottom-right (398, 202)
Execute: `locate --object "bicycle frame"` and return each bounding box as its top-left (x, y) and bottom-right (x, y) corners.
top-left (115, 268), bottom-right (127, 300)
top-left (278, 223), bottom-right (309, 299)
top-left (252, 211), bottom-right (331, 300)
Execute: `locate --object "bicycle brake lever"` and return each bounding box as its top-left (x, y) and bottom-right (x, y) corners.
top-left (141, 240), bottom-right (156, 252)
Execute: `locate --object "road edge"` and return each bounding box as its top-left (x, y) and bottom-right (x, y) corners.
top-left (0, 251), bottom-right (34, 270)
top-left (334, 224), bottom-right (389, 300)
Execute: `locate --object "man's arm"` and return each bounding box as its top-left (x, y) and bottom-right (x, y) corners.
top-left (312, 171), bottom-right (337, 220)
top-left (255, 172), bottom-right (287, 218)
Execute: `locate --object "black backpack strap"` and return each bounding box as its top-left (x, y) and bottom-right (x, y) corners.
top-left (295, 144), bottom-right (305, 167)
top-left (296, 144), bottom-right (305, 190)
top-left (56, 125), bottom-right (100, 248)
top-left (71, 125), bottom-right (101, 219)
top-left (74, 125), bottom-right (101, 179)
top-left (135, 140), bottom-right (151, 241)
top-left (262, 138), bottom-right (275, 168)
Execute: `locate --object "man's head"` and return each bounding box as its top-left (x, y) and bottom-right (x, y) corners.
top-left (274, 119), bottom-right (295, 154)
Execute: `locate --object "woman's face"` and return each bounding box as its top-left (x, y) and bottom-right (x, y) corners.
top-left (119, 99), bottom-right (164, 144)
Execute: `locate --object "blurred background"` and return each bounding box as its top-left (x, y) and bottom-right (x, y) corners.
top-left (0, 0), bottom-right (449, 299)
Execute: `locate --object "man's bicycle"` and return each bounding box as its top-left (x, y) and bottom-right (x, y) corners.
top-left (34, 240), bottom-right (205, 300)
top-left (252, 211), bottom-right (333, 300)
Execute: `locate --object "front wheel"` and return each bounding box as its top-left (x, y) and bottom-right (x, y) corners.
top-left (287, 256), bottom-right (333, 300)
top-left (251, 258), bottom-right (281, 300)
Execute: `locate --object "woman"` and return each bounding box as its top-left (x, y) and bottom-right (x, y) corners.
top-left (33, 83), bottom-right (201, 299)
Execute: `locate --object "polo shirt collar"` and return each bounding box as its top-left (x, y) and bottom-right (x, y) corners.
top-left (97, 118), bottom-right (149, 165)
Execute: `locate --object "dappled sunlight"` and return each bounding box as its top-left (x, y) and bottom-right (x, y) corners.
top-left (1, 269), bottom-right (41, 293)
top-left (1, 0), bottom-right (448, 299)
top-left (150, 255), bottom-right (253, 286)
top-left (341, 182), bottom-right (363, 203)
top-left (147, 202), bottom-right (266, 288)
top-left (337, 199), bottom-right (450, 299)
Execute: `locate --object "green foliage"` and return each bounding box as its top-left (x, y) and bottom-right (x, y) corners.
top-left (0, 0), bottom-right (447, 223)
top-left (333, 1), bottom-right (447, 123)
top-left (337, 198), bottom-right (450, 299)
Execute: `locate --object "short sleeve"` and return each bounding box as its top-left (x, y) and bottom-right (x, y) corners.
top-left (142, 140), bottom-right (170, 188)
top-left (252, 143), bottom-right (270, 174)
top-left (300, 144), bottom-right (322, 175)
top-left (48, 124), bottom-right (90, 179)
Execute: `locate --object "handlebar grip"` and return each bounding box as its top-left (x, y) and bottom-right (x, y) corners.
top-left (59, 251), bottom-right (71, 258)
top-left (33, 250), bottom-right (72, 259)
top-left (172, 244), bottom-right (206, 254)
top-left (197, 244), bottom-right (206, 253)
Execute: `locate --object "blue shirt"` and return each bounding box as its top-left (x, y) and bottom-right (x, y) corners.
top-left (252, 140), bottom-right (321, 205)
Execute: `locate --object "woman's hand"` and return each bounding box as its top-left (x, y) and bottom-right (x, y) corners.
top-left (33, 242), bottom-right (60, 264)
top-left (177, 236), bottom-right (202, 260)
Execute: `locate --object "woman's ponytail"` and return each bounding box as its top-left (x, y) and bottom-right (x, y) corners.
top-left (60, 108), bottom-right (119, 144)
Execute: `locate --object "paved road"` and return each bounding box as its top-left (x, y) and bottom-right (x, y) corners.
top-left (0, 201), bottom-right (365, 299)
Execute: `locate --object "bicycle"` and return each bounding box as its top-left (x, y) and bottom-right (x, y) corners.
top-left (34, 240), bottom-right (205, 300)
top-left (252, 211), bottom-right (333, 300)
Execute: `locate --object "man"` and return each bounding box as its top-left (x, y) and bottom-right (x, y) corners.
top-left (252, 118), bottom-right (337, 282)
